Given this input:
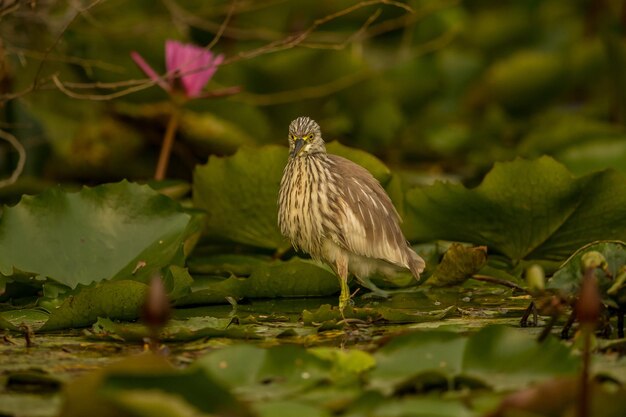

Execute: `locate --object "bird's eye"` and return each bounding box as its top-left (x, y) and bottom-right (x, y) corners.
top-left (308, 134), bottom-right (314, 139)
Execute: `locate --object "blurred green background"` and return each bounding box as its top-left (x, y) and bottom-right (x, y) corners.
top-left (1, 0), bottom-right (624, 194)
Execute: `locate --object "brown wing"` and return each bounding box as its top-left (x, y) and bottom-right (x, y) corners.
top-left (326, 154), bottom-right (413, 269)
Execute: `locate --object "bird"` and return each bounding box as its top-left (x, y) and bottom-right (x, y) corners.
top-left (278, 116), bottom-right (425, 313)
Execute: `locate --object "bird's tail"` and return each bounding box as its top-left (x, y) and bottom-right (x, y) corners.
top-left (407, 249), bottom-right (426, 281)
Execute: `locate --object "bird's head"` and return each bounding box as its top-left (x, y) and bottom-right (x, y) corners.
top-left (288, 116), bottom-right (325, 157)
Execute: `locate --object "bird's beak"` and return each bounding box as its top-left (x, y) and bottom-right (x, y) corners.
top-left (290, 138), bottom-right (305, 157)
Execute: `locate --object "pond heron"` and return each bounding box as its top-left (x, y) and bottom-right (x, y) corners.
top-left (278, 117), bottom-right (425, 313)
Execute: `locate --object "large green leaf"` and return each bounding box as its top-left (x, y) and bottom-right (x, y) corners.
top-left (368, 326), bottom-right (579, 395)
top-left (192, 144), bottom-right (393, 250)
top-left (176, 257), bottom-right (340, 306)
top-left (193, 145), bottom-right (287, 250)
top-left (461, 325), bottom-right (578, 390)
top-left (0, 181), bottom-right (202, 289)
top-left (39, 280), bottom-right (148, 331)
top-left (405, 157), bottom-right (626, 263)
top-left (194, 344), bottom-right (332, 401)
top-left (368, 331), bottom-right (467, 395)
top-left (61, 354), bottom-right (251, 417)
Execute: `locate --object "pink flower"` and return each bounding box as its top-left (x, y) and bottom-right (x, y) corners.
top-left (131, 40), bottom-right (224, 99)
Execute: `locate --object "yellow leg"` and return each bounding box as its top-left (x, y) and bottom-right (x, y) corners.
top-left (336, 256), bottom-right (350, 315)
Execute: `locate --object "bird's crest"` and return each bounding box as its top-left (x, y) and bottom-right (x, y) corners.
top-left (289, 117), bottom-right (321, 137)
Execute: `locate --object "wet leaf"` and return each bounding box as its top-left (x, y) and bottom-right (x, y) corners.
top-left (187, 254), bottom-right (272, 276)
top-left (193, 145), bottom-right (287, 249)
top-left (369, 331), bottom-right (467, 395)
top-left (0, 181), bottom-right (202, 289)
top-left (194, 344), bottom-right (332, 401)
top-left (177, 258), bottom-right (339, 306)
top-left (40, 280), bottom-right (148, 331)
top-left (60, 354), bottom-right (178, 417)
top-left (302, 304), bottom-right (456, 326)
top-left (369, 326), bottom-right (578, 395)
top-left (308, 347), bottom-right (376, 377)
top-left (406, 157), bottom-right (626, 263)
top-left (426, 244), bottom-right (488, 286)
top-left (0, 309), bottom-right (49, 330)
top-left (462, 326), bottom-right (579, 390)
top-left (0, 314), bottom-right (18, 331)
top-left (90, 316), bottom-right (256, 342)
top-left (103, 367), bottom-right (252, 417)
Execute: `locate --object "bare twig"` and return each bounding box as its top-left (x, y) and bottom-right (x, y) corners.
top-left (231, 28), bottom-right (455, 106)
top-left (52, 74), bottom-right (157, 100)
top-left (226, 0), bottom-right (414, 64)
top-left (5, 45), bottom-right (125, 74)
top-left (205, 0), bottom-right (237, 50)
top-left (301, 8), bottom-right (383, 50)
top-left (32, 0), bottom-right (104, 91)
top-left (0, 129), bottom-right (26, 188)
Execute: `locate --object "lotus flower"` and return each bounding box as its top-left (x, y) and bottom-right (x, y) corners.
top-left (131, 40), bottom-right (224, 99)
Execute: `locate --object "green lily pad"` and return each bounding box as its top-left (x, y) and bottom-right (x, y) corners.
top-left (192, 145), bottom-right (287, 250)
top-left (0, 181), bottom-right (202, 289)
top-left (462, 325), bottom-right (579, 390)
top-left (302, 304), bottom-right (456, 326)
top-left (177, 258), bottom-right (339, 306)
top-left (369, 331), bottom-right (467, 395)
top-left (89, 316), bottom-right (257, 342)
top-left (368, 325), bottom-right (579, 395)
top-left (187, 254), bottom-right (272, 276)
top-left (104, 368), bottom-right (253, 417)
top-left (40, 280), bottom-right (148, 331)
top-left (405, 157), bottom-right (626, 263)
top-left (308, 348), bottom-right (376, 377)
top-left (0, 309), bottom-right (51, 331)
top-left (193, 344), bottom-right (332, 401)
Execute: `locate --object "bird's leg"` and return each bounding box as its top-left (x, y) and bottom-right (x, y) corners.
top-left (336, 255), bottom-right (350, 316)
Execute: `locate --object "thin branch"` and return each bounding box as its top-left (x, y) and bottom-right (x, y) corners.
top-left (231, 28), bottom-right (456, 106)
top-left (5, 45), bottom-right (125, 74)
top-left (52, 74), bottom-right (157, 100)
top-left (300, 8), bottom-right (382, 50)
top-left (0, 130), bottom-right (26, 188)
top-left (205, 0), bottom-right (237, 50)
top-left (11, 0), bottom-right (448, 105)
top-left (31, 0), bottom-right (104, 91)
top-left (162, 0), bottom-right (288, 42)
top-left (225, 0), bottom-right (414, 64)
